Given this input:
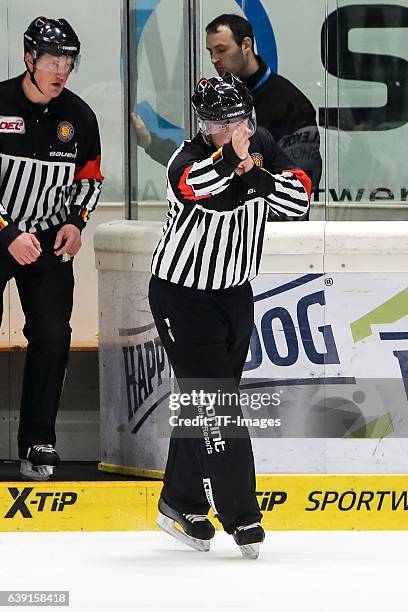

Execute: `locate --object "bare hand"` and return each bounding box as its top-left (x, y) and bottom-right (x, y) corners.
top-left (232, 124), bottom-right (252, 160)
top-left (131, 113), bottom-right (152, 149)
top-left (54, 224), bottom-right (81, 257)
top-left (235, 155), bottom-right (254, 176)
top-left (8, 232), bottom-right (42, 265)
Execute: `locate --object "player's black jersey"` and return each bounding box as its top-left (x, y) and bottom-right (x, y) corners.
top-left (0, 73), bottom-right (103, 248)
top-left (242, 56), bottom-right (322, 192)
top-left (151, 128), bottom-right (310, 290)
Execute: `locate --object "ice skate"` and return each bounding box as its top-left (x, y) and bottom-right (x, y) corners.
top-left (157, 498), bottom-right (215, 552)
top-left (232, 523), bottom-right (265, 559)
top-left (20, 445), bottom-right (60, 481)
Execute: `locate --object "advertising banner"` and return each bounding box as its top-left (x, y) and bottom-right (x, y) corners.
top-left (248, 272), bottom-right (408, 438)
top-left (2, 476), bottom-right (408, 531)
top-left (99, 270), bottom-right (408, 475)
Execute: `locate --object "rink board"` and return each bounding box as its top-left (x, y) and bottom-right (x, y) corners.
top-left (98, 262), bottom-right (408, 475)
top-left (1, 475), bottom-right (408, 532)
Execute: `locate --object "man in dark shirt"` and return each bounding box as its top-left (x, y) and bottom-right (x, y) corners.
top-left (135, 13), bottom-right (320, 217)
top-left (206, 13), bottom-right (322, 207)
top-left (0, 17), bottom-right (103, 480)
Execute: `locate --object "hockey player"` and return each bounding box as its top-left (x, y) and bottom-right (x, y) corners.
top-left (0, 17), bottom-right (103, 480)
top-left (148, 74), bottom-right (310, 558)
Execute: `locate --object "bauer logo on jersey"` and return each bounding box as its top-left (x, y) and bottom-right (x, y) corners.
top-left (0, 116), bottom-right (25, 134)
top-left (57, 121), bottom-right (74, 142)
top-left (251, 152), bottom-right (264, 168)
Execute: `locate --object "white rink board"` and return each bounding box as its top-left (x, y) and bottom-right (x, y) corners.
top-left (96, 221), bottom-right (408, 474)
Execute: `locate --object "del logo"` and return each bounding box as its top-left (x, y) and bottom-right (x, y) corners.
top-left (0, 116), bottom-right (25, 134)
top-left (57, 121), bottom-right (74, 142)
top-left (4, 487), bottom-right (77, 518)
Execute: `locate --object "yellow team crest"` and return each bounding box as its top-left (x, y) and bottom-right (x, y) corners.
top-left (251, 152), bottom-right (264, 168)
top-left (57, 121), bottom-right (74, 142)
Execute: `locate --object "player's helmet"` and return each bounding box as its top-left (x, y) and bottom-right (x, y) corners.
top-left (192, 73), bottom-right (256, 136)
top-left (24, 16), bottom-right (80, 68)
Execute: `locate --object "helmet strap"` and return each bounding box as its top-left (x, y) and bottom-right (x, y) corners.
top-left (24, 53), bottom-right (46, 97)
top-left (202, 133), bottom-right (218, 149)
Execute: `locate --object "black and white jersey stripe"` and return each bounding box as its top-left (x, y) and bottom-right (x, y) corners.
top-left (70, 179), bottom-right (101, 217)
top-left (0, 153), bottom-right (101, 233)
top-left (185, 156), bottom-right (233, 198)
top-left (151, 135), bottom-right (310, 291)
top-left (152, 195), bottom-right (269, 290)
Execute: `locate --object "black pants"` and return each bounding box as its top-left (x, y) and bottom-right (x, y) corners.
top-left (148, 275), bottom-right (261, 533)
top-left (0, 228), bottom-right (74, 455)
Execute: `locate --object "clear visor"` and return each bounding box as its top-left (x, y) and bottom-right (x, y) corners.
top-left (35, 54), bottom-right (80, 74)
top-left (198, 108), bottom-right (257, 137)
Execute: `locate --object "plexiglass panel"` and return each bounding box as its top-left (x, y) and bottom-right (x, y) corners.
top-left (327, 0), bottom-right (408, 220)
top-left (129, 0), bottom-right (185, 219)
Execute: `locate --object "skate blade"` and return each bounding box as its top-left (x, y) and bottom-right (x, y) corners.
top-left (20, 461), bottom-right (55, 481)
top-left (157, 512), bottom-right (210, 552)
top-left (239, 543), bottom-right (261, 559)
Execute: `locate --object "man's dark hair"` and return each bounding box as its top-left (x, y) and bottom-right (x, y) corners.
top-left (206, 13), bottom-right (255, 49)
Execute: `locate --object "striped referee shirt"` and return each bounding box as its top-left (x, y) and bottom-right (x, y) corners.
top-left (0, 73), bottom-right (103, 249)
top-left (151, 128), bottom-right (311, 290)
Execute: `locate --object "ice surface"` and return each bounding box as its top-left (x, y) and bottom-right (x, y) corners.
top-left (0, 530), bottom-right (407, 611)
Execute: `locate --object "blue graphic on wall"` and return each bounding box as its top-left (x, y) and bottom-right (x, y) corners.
top-left (234, 0), bottom-right (278, 73)
top-left (138, 101), bottom-right (184, 146)
top-left (135, 1), bottom-right (162, 44)
top-left (135, 0), bottom-right (278, 145)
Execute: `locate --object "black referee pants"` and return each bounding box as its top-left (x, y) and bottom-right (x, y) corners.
top-left (148, 275), bottom-right (262, 533)
top-left (0, 228), bottom-right (74, 455)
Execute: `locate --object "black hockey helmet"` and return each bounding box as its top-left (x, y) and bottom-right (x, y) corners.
top-left (23, 17), bottom-right (81, 95)
top-left (24, 16), bottom-right (80, 60)
top-left (192, 73), bottom-right (256, 136)
top-left (192, 73), bottom-right (253, 121)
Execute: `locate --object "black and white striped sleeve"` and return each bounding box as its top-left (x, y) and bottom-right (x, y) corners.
top-left (169, 141), bottom-right (242, 204)
top-left (66, 114), bottom-right (104, 231)
top-left (67, 175), bottom-right (103, 230)
top-left (240, 165), bottom-right (311, 218)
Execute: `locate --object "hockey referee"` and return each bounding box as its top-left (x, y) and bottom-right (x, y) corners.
top-left (0, 17), bottom-right (103, 480)
top-left (148, 73), bottom-right (310, 558)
